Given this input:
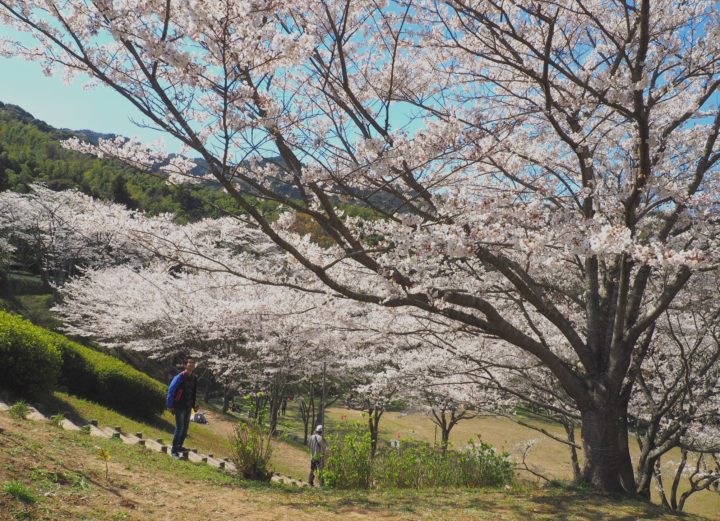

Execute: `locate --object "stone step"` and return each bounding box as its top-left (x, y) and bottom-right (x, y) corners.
top-left (25, 406), bottom-right (48, 422)
top-left (60, 418), bottom-right (81, 431)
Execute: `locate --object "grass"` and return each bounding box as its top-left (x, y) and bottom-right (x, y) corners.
top-left (9, 401), bottom-right (29, 420)
top-left (35, 392), bottom-right (234, 458)
top-left (0, 410), bottom-right (713, 521)
top-left (3, 480), bottom-right (37, 504)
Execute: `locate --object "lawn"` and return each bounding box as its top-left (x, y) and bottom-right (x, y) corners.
top-left (1, 411), bottom-right (713, 521)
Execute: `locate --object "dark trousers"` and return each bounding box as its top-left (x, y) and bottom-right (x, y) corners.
top-left (172, 408), bottom-right (191, 454)
top-left (309, 458), bottom-right (323, 486)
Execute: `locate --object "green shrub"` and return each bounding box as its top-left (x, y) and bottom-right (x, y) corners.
top-left (372, 438), bottom-right (514, 489)
top-left (322, 424), bottom-right (514, 490)
top-left (9, 401), bottom-right (29, 420)
top-left (49, 333), bottom-right (165, 418)
top-left (229, 421), bottom-right (273, 481)
top-left (321, 422), bottom-right (373, 489)
top-left (3, 480), bottom-right (37, 504)
top-left (0, 311), bottom-right (62, 396)
top-left (0, 310), bottom-right (164, 417)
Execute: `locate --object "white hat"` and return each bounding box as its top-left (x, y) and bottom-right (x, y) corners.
top-left (315, 424), bottom-right (323, 432)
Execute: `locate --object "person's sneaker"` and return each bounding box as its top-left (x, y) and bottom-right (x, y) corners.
top-left (171, 452), bottom-right (180, 459)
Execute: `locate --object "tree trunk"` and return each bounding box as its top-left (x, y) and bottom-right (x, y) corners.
top-left (440, 426), bottom-right (450, 456)
top-left (563, 420), bottom-right (582, 482)
top-left (222, 386), bottom-right (233, 414)
top-left (368, 407), bottom-right (383, 458)
top-left (580, 405), bottom-right (636, 493)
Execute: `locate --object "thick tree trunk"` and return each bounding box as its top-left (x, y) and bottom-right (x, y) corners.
top-left (580, 405), bottom-right (636, 493)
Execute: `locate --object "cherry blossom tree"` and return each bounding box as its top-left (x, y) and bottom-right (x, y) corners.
top-left (0, 237), bottom-right (14, 268)
top-left (0, 185), bottom-right (153, 287)
top-left (3, 0), bottom-right (720, 493)
top-left (629, 277), bottom-right (720, 501)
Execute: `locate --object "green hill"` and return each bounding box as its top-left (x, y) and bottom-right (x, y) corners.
top-left (0, 100), bottom-right (250, 222)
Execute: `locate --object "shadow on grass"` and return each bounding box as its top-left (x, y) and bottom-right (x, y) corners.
top-left (32, 392), bottom-right (175, 432)
top-left (268, 484), bottom-right (698, 520)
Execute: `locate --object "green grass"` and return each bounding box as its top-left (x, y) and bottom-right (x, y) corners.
top-left (9, 402), bottom-right (29, 420)
top-left (1, 406), bottom-right (715, 521)
top-left (36, 392), bottom-right (234, 458)
top-left (3, 479), bottom-right (37, 504)
top-left (0, 291), bottom-right (61, 331)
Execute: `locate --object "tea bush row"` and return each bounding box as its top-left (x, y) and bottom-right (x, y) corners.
top-left (0, 310), bottom-right (164, 418)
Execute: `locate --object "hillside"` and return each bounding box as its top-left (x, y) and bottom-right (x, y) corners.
top-left (1, 404), bottom-right (712, 521)
top-left (0, 100), bottom-right (256, 222)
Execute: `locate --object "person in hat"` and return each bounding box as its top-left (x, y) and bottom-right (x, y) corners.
top-left (307, 424), bottom-right (327, 486)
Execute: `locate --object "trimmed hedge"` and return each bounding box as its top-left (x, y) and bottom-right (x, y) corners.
top-left (0, 311), bottom-right (62, 396)
top-left (50, 333), bottom-right (166, 418)
top-left (0, 311), bottom-right (165, 418)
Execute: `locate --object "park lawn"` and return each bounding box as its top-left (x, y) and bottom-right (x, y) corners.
top-left (1, 411), bottom-right (714, 521)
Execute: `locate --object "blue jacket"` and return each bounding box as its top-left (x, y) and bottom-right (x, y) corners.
top-left (166, 370), bottom-right (197, 409)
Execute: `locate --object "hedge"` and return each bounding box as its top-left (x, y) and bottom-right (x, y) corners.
top-left (0, 311), bottom-right (62, 396)
top-left (49, 333), bottom-right (166, 418)
top-left (0, 311), bottom-right (165, 417)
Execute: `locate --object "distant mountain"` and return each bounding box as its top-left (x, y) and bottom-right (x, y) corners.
top-left (64, 128), bottom-right (120, 145)
top-left (0, 100), bottom-right (249, 221)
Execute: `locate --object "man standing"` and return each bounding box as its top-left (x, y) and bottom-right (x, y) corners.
top-left (166, 357), bottom-right (198, 458)
top-left (308, 424), bottom-right (327, 486)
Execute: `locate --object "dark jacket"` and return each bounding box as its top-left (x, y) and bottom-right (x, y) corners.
top-left (166, 370), bottom-right (198, 410)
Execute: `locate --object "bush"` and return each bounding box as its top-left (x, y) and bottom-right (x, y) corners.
top-left (0, 311), bottom-right (62, 396)
top-left (321, 422), bottom-right (373, 489)
top-left (0, 310), bottom-right (164, 417)
top-left (49, 333), bottom-right (165, 418)
top-left (322, 424), bottom-right (514, 490)
top-left (229, 421), bottom-right (273, 481)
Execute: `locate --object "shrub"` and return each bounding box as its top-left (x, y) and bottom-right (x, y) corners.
top-left (372, 438), bottom-right (514, 489)
top-left (456, 438), bottom-right (516, 487)
top-left (322, 426), bottom-right (514, 490)
top-left (9, 401), bottom-right (29, 420)
top-left (49, 333), bottom-right (165, 418)
top-left (0, 310), bottom-right (164, 417)
top-left (321, 422), bottom-right (373, 489)
top-left (229, 421), bottom-right (273, 481)
top-left (0, 311), bottom-right (62, 396)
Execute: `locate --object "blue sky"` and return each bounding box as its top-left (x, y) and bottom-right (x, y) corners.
top-left (0, 55), bottom-right (184, 153)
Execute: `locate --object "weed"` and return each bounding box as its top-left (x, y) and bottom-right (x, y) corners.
top-left (49, 412), bottom-right (65, 428)
top-left (96, 448), bottom-right (111, 480)
top-left (9, 401), bottom-right (29, 420)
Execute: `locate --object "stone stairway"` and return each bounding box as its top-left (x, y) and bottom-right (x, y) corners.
top-left (0, 397), bottom-right (307, 487)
